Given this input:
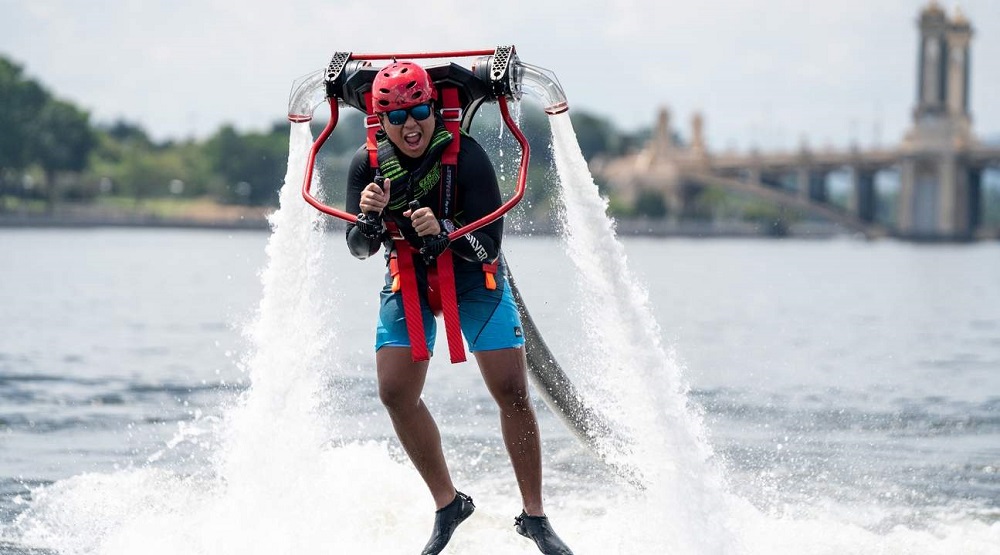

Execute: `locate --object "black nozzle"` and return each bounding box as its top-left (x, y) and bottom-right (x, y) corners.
top-left (472, 46), bottom-right (519, 99)
top-left (325, 52), bottom-right (374, 103)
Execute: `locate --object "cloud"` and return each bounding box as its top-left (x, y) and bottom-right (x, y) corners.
top-left (1, 0), bottom-right (996, 152)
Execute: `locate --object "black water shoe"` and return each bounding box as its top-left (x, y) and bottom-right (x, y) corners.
top-left (420, 491), bottom-right (475, 555)
top-left (514, 511), bottom-right (575, 554)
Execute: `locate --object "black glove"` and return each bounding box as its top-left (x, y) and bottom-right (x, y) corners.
top-left (420, 232), bottom-right (451, 263)
top-left (355, 212), bottom-right (385, 240)
top-left (356, 175), bottom-right (388, 240)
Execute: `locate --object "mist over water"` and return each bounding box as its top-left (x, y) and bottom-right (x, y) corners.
top-left (4, 112), bottom-right (999, 554)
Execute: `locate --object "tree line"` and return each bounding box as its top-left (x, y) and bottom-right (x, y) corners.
top-left (0, 54), bottom-right (651, 216)
top-left (1, 55), bottom-right (296, 209)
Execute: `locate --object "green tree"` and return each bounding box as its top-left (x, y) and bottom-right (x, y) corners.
top-left (88, 123), bottom-right (148, 201)
top-left (569, 111), bottom-right (622, 161)
top-left (30, 99), bottom-right (96, 205)
top-left (634, 189), bottom-right (668, 219)
top-left (0, 57), bottom-right (46, 172)
top-left (102, 119), bottom-right (155, 149)
top-left (1, 55), bottom-right (96, 208)
top-left (205, 124), bottom-right (289, 205)
top-left (0, 56), bottom-right (48, 207)
top-left (89, 123), bottom-right (215, 203)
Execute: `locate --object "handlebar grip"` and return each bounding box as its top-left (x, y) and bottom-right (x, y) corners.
top-left (363, 175), bottom-right (386, 220)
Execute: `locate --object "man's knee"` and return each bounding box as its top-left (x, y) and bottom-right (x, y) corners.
top-left (378, 380), bottom-right (419, 413)
top-left (376, 348), bottom-right (427, 413)
top-left (490, 374), bottom-right (530, 408)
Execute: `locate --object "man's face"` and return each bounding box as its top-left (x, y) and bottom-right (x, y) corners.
top-left (380, 103), bottom-right (435, 158)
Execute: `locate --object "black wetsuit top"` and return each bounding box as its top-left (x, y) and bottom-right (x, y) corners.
top-left (344, 131), bottom-right (503, 270)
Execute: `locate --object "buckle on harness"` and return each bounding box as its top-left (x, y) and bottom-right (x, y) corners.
top-left (440, 107), bottom-right (462, 122)
top-left (365, 114), bottom-right (381, 129)
top-left (389, 254), bottom-right (401, 293)
top-left (482, 261), bottom-right (498, 290)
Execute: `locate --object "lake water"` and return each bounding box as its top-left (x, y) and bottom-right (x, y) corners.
top-left (0, 119), bottom-right (998, 554)
top-left (1, 227), bottom-right (997, 554)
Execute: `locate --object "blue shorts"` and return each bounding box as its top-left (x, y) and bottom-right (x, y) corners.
top-left (375, 260), bottom-right (525, 354)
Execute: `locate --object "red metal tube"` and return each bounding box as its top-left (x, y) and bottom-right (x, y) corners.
top-left (349, 49), bottom-right (495, 61)
top-left (300, 99), bottom-right (358, 223)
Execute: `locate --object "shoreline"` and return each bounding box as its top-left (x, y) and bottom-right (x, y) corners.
top-left (4, 203), bottom-right (995, 240)
top-left (0, 212), bottom-right (270, 231)
top-left (0, 210), bottom-right (853, 239)
top-left (0, 201), bottom-right (272, 231)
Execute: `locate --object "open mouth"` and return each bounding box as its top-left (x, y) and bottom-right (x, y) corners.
top-left (404, 131), bottom-right (422, 148)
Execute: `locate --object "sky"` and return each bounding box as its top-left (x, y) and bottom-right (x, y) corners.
top-left (2, 0), bottom-right (998, 153)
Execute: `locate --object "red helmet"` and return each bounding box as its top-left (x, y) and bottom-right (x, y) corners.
top-left (371, 61), bottom-right (438, 113)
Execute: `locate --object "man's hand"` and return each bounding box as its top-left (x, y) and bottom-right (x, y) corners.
top-left (359, 177), bottom-right (391, 214)
top-left (356, 177), bottom-right (389, 240)
top-left (403, 205), bottom-right (442, 237)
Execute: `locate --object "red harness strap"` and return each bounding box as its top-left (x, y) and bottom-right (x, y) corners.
top-left (367, 88), bottom-right (467, 364)
top-left (436, 87), bottom-right (465, 364)
top-left (440, 88), bottom-right (461, 165)
top-left (386, 237), bottom-right (466, 364)
top-left (391, 240), bottom-right (431, 362)
top-left (434, 249), bottom-right (465, 363)
top-left (363, 92), bottom-right (380, 168)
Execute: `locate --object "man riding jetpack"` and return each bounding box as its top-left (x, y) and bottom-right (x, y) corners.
top-left (343, 58), bottom-right (574, 555)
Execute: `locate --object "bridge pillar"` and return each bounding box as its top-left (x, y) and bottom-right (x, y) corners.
top-left (898, 158), bottom-right (917, 234)
top-left (797, 167), bottom-right (826, 202)
top-left (938, 155), bottom-right (962, 236)
top-left (968, 166), bottom-right (983, 233)
top-left (810, 171), bottom-right (827, 203)
top-left (796, 167), bottom-right (809, 199)
top-left (898, 154), bottom-right (977, 239)
top-left (850, 169), bottom-right (877, 222)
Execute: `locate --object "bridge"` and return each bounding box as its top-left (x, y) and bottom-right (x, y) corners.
top-left (592, 2), bottom-right (1000, 240)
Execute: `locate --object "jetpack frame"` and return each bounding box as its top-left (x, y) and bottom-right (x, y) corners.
top-left (287, 46), bottom-right (569, 240)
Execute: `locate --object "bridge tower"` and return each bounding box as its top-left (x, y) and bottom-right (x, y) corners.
top-left (898, 2), bottom-right (979, 239)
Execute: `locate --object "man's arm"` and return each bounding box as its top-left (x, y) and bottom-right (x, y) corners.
top-left (345, 146), bottom-right (384, 259)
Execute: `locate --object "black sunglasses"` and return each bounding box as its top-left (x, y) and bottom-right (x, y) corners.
top-left (385, 103), bottom-right (433, 126)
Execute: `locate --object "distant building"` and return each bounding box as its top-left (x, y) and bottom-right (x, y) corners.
top-left (593, 1), bottom-right (1000, 240)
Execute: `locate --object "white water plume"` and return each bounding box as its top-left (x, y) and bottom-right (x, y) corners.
top-left (547, 112), bottom-right (743, 553)
top-left (214, 122), bottom-right (335, 499)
